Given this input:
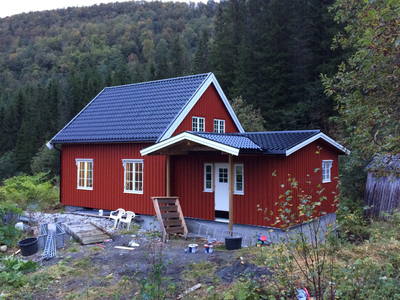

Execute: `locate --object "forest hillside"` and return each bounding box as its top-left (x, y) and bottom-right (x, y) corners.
top-left (0, 0), bottom-right (347, 182)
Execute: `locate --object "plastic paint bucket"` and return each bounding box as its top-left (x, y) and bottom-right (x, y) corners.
top-left (204, 244), bottom-right (213, 253)
top-left (18, 237), bottom-right (38, 256)
top-left (188, 244), bottom-right (198, 253)
top-left (99, 210), bottom-right (103, 216)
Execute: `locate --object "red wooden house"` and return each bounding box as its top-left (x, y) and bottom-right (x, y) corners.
top-left (47, 73), bottom-right (346, 229)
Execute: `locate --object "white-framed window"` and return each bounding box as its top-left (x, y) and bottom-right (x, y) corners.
top-left (214, 119), bottom-right (225, 133)
top-left (322, 160), bottom-right (333, 183)
top-left (122, 159), bottom-right (143, 194)
top-left (76, 159), bottom-right (93, 190)
top-left (192, 117), bottom-right (205, 132)
top-left (234, 164), bottom-right (244, 194)
top-left (204, 164), bottom-right (213, 192)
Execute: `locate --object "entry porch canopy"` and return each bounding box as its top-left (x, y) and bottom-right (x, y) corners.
top-left (140, 130), bottom-right (345, 231)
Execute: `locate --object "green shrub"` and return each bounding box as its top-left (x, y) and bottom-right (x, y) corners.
top-left (0, 256), bottom-right (37, 288)
top-left (0, 202), bottom-right (23, 246)
top-left (0, 173), bottom-right (59, 210)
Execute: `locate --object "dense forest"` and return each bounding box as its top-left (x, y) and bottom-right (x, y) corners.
top-left (0, 0), bottom-right (348, 182)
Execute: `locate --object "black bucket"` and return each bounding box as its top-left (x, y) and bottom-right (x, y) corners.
top-left (225, 237), bottom-right (242, 250)
top-left (18, 237), bottom-right (38, 256)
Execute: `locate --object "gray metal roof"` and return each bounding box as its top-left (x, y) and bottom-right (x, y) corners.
top-left (192, 130), bottom-right (321, 154)
top-left (239, 130), bottom-right (320, 154)
top-left (192, 132), bottom-right (261, 150)
top-left (50, 73), bottom-right (211, 144)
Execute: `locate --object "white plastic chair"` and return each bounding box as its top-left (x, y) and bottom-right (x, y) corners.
top-left (110, 208), bottom-right (125, 228)
top-left (119, 211), bottom-right (136, 230)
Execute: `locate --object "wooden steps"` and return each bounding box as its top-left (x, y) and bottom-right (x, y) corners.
top-left (152, 197), bottom-right (188, 243)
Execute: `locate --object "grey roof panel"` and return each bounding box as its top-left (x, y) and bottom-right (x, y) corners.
top-left (192, 132), bottom-right (261, 150)
top-left (238, 130), bottom-right (320, 153)
top-left (189, 130), bottom-right (321, 154)
top-left (51, 73), bottom-right (210, 143)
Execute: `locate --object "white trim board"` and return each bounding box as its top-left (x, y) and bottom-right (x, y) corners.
top-left (157, 73), bottom-right (244, 142)
top-left (141, 132), bottom-right (240, 156)
top-left (285, 132), bottom-right (350, 156)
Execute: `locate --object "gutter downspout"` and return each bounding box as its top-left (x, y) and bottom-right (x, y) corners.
top-left (54, 144), bottom-right (62, 204)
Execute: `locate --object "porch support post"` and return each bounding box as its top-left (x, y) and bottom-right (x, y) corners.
top-left (229, 154), bottom-right (234, 234)
top-left (166, 154), bottom-right (170, 197)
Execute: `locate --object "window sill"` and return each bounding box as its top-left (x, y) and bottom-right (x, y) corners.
top-left (203, 190), bottom-right (213, 193)
top-left (234, 191), bottom-right (244, 195)
top-left (322, 180), bottom-right (331, 183)
top-left (77, 187), bottom-right (93, 190)
top-left (124, 190), bottom-right (143, 194)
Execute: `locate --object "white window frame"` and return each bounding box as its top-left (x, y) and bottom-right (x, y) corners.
top-left (234, 164), bottom-right (244, 195)
top-left (322, 160), bottom-right (333, 183)
top-left (214, 119), bottom-right (225, 133)
top-left (192, 116), bottom-right (205, 132)
top-left (122, 159), bottom-right (144, 194)
top-left (76, 159), bottom-right (93, 190)
top-left (204, 164), bottom-right (213, 192)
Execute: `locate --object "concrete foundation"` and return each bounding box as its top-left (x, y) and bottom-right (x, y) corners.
top-left (65, 205), bottom-right (336, 246)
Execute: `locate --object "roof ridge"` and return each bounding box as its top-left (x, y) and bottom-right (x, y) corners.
top-left (243, 130), bottom-right (321, 134)
top-left (104, 73), bottom-right (211, 90)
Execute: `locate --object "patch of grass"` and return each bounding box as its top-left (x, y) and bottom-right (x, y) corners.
top-left (74, 257), bottom-right (91, 268)
top-left (67, 245), bottom-right (79, 253)
top-left (90, 246), bottom-right (104, 252)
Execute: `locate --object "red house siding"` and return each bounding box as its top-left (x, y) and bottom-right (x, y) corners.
top-left (61, 143), bottom-right (166, 215)
top-left (170, 139), bottom-right (339, 227)
top-left (173, 84), bottom-right (240, 135)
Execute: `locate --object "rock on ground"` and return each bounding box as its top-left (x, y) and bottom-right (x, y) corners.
top-left (215, 260), bottom-right (272, 283)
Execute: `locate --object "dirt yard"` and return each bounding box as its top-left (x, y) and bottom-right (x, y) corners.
top-left (1, 213), bottom-right (272, 299)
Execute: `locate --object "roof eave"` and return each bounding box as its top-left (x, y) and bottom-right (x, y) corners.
top-left (141, 132), bottom-right (240, 156)
top-left (285, 132), bottom-right (350, 156)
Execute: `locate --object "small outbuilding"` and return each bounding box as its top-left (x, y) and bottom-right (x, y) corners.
top-left (365, 154), bottom-right (400, 217)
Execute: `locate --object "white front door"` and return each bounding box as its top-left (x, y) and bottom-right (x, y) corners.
top-left (215, 163), bottom-right (229, 213)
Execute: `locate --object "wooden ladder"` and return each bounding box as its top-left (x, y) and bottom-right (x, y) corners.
top-left (152, 197), bottom-right (188, 243)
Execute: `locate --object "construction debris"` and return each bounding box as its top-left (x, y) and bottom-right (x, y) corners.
top-left (63, 222), bottom-right (112, 245)
top-left (41, 233), bottom-right (57, 260)
top-left (114, 246), bottom-right (135, 251)
top-left (176, 283), bottom-right (202, 299)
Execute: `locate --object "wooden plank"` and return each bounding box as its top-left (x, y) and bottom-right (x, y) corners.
top-left (161, 212), bottom-right (180, 219)
top-left (114, 246), bottom-right (135, 251)
top-left (158, 205), bottom-right (178, 212)
top-left (165, 227), bottom-right (184, 234)
top-left (152, 198), bottom-right (168, 242)
top-left (166, 154), bottom-right (170, 197)
top-left (90, 221), bottom-right (113, 238)
top-left (163, 220), bottom-right (182, 226)
top-left (67, 212), bottom-right (110, 219)
top-left (175, 198), bottom-right (188, 239)
top-left (229, 154), bottom-right (234, 233)
top-left (157, 199), bottom-right (177, 204)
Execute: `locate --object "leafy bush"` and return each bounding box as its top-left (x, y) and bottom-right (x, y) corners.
top-left (0, 173), bottom-right (59, 210)
top-left (0, 255), bottom-right (37, 288)
top-left (0, 202), bottom-right (23, 246)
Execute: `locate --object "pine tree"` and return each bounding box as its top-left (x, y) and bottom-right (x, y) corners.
top-left (194, 30), bottom-right (210, 74)
top-left (155, 39), bottom-right (170, 79)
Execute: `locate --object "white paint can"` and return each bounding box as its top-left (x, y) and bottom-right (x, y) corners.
top-left (188, 244), bottom-right (198, 253)
top-left (99, 210), bottom-right (103, 216)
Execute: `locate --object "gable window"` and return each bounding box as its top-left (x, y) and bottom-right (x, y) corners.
top-left (123, 159), bottom-right (143, 194)
top-left (322, 160), bottom-right (333, 183)
top-left (192, 117), bottom-right (205, 132)
top-left (204, 164), bottom-right (213, 192)
top-left (76, 159), bottom-right (93, 190)
top-left (214, 119), bottom-right (225, 133)
top-left (234, 164), bottom-right (244, 194)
